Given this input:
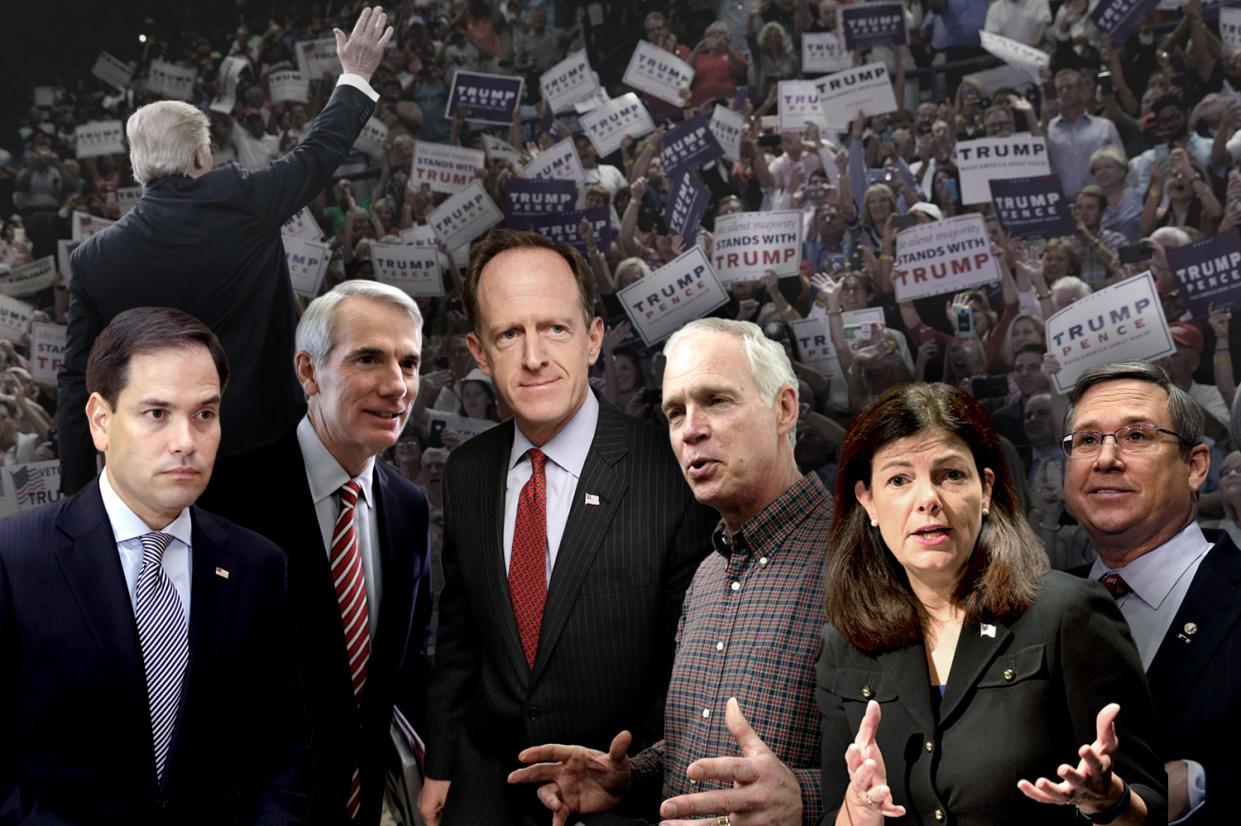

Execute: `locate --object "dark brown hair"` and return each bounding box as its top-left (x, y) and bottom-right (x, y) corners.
top-left (463, 228), bottom-right (596, 334)
top-left (826, 382), bottom-right (1047, 652)
top-left (86, 307), bottom-right (229, 408)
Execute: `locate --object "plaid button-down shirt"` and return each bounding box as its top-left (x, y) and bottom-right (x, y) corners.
top-left (630, 474), bottom-right (832, 825)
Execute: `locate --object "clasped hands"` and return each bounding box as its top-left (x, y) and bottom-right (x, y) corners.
top-left (507, 697), bottom-right (802, 826)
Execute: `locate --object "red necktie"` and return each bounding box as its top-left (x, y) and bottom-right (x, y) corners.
top-left (510, 448), bottom-right (548, 670)
top-left (1100, 572), bottom-right (1132, 600)
top-left (331, 480), bottom-right (369, 818)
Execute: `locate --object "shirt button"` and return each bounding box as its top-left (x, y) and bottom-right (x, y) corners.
top-left (934, 808), bottom-right (945, 821)
top-left (702, 708), bottom-right (711, 719)
top-left (924, 740), bottom-right (934, 752)
top-left (716, 641), bottom-right (725, 651)
top-left (758, 556), bottom-right (768, 566)
top-left (730, 581), bottom-right (741, 591)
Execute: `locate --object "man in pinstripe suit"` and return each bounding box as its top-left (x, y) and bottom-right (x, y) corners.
top-left (418, 230), bottom-right (715, 826)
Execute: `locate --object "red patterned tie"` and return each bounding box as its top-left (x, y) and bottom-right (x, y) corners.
top-left (331, 480), bottom-right (369, 818)
top-left (510, 448), bottom-right (548, 670)
top-left (1100, 572), bottom-right (1132, 600)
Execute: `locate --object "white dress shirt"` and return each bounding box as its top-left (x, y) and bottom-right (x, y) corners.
top-left (503, 390), bottom-right (600, 582)
top-left (297, 415), bottom-right (382, 636)
top-left (100, 468), bottom-right (193, 623)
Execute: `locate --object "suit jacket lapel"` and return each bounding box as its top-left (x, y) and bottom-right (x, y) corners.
top-left (939, 620), bottom-right (1013, 725)
top-left (1147, 535), bottom-right (1241, 709)
top-left (370, 468), bottom-right (414, 698)
top-left (53, 480), bottom-right (147, 714)
top-left (877, 642), bottom-right (937, 734)
top-left (477, 421), bottom-right (528, 678)
top-left (531, 404), bottom-right (630, 682)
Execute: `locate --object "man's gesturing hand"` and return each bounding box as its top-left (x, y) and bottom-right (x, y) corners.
top-left (658, 697), bottom-right (803, 826)
top-left (335, 6), bottom-right (394, 82)
top-left (507, 730), bottom-right (633, 826)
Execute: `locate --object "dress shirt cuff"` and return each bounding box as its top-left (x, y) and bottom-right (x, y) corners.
top-left (337, 72), bottom-right (380, 102)
top-left (628, 740), bottom-right (664, 780)
top-left (1168, 760), bottom-right (1206, 824)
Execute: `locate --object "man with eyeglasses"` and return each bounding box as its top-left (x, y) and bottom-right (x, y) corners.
top-left (1134, 92), bottom-right (1225, 194)
top-left (1063, 360), bottom-right (1240, 825)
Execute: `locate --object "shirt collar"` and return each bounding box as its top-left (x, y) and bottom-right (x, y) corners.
top-left (509, 389), bottom-right (599, 478)
top-left (98, 466), bottom-right (193, 548)
top-left (296, 415), bottom-right (375, 507)
top-left (712, 474), bottom-right (829, 560)
top-left (1089, 520), bottom-right (1211, 610)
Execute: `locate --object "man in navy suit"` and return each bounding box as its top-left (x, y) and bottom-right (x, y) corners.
top-left (0, 307), bottom-right (308, 824)
top-left (203, 281), bottom-right (432, 825)
top-left (57, 6), bottom-right (393, 495)
top-left (1064, 361), bottom-right (1241, 825)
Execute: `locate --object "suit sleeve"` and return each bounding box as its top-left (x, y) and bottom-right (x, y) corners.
top-left (239, 82), bottom-right (376, 230)
top-left (56, 256), bottom-right (103, 495)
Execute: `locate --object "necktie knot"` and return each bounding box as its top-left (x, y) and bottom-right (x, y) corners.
top-left (1100, 571), bottom-right (1132, 600)
top-left (340, 479), bottom-right (361, 511)
top-left (528, 448), bottom-right (547, 476)
top-left (139, 531), bottom-right (175, 567)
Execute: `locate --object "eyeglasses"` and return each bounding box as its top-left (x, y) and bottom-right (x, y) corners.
top-left (1060, 423), bottom-right (1184, 458)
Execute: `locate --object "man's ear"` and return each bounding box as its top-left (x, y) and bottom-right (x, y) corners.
top-left (775, 383), bottom-right (798, 441)
top-left (85, 392), bottom-right (112, 454)
top-left (295, 352), bottom-right (320, 397)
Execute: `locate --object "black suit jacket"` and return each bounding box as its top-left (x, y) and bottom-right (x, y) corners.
top-left (202, 429), bottom-right (433, 826)
top-left (0, 480), bottom-right (307, 825)
top-left (424, 398), bottom-right (715, 824)
top-left (57, 83), bottom-right (375, 495)
top-left (1145, 531), bottom-right (1241, 826)
top-left (817, 571), bottom-right (1167, 825)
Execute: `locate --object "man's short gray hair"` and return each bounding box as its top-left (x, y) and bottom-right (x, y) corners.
top-left (1065, 360), bottom-right (1204, 459)
top-left (665, 319), bottom-right (798, 444)
top-left (126, 101), bottom-right (211, 186)
top-left (296, 280), bottom-right (424, 367)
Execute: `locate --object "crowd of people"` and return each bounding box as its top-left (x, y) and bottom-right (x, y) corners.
top-left (1, 0), bottom-right (1240, 824)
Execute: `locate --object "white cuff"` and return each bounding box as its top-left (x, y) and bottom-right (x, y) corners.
top-left (336, 73), bottom-right (379, 103)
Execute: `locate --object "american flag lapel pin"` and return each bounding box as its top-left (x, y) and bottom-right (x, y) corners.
top-left (584, 493), bottom-right (600, 506)
top-left (215, 567), bottom-right (230, 579)
top-left (980, 623), bottom-right (996, 638)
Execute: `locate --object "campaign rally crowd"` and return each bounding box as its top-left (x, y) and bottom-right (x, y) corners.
top-left (1, 0), bottom-right (1240, 824)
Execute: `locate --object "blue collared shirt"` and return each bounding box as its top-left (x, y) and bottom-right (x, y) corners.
top-left (503, 390), bottom-right (600, 581)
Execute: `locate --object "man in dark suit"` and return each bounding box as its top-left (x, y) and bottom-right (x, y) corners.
top-left (417, 229), bottom-right (715, 826)
top-left (203, 281), bottom-right (432, 825)
top-left (57, 6), bottom-right (393, 495)
top-left (1, 307), bottom-right (307, 824)
top-left (1064, 360), bottom-right (1241, 825)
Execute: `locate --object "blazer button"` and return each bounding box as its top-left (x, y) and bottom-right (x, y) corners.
top-left (861, 686), bottom-right (874, 699)
top-left (923, 740), bottom-right (933, 752)
top-left (933, 807), bottom-right (945, 821)
top-left (525, 705), bottom-right (541, 721)
top-left (1003, 668), bottom-right (1015, 681)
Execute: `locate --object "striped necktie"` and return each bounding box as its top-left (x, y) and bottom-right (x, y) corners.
top-left (134, 531), bottom-right (188, 785)
top-left (331, 479), bottom-right (369, 818)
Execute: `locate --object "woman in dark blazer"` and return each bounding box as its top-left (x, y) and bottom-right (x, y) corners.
top-left (817, 383), bottom-right (1166, 826)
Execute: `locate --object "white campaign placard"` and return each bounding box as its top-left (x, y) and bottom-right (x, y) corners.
top-left (281, 205), bottom-right (323, 241)
top-left (541, 50), bottom-right (600, 113)
top-left (74, 120), bottom-right (125, 159)
top-left (1223, 7), bottom-right (1241, 53)
top-left (425, 410), bottom-right (499, 444)
top-left (577, 93), bottom-right (655, 157)
top-left (815, 63), bottom-right (898, 128)
top-left (1045, 272), bottom-right (1173, 395)
top-left (619, 247), bottom-right (729, 346)
top-left (295, 38), bottom-right (340, 80)
top-left (709, 106), bottom-right (745, 163)
top-left (210, 55), bottom-right (249, 114)
top-left (623, 40), bottom-right (694, 106)
top-left (979, 31), bottom-right (1049, 84)
top-left (70, 211), bottom-right (114, 242)
top-left (371, 242), bottom-right (444, 297)
top-left (428, 180), bottom-right (503, 252)
top-left (281, 236), bottom-right (331, 298)
top-left (57, 239), bottom-right (81, 283)
top-left (0, 295), bottom-right (32, 341)
top-left (522, 137), bottom-right (587, 186)
top-left (116, 186), bottom-right (141, 216)
top-left (268, 69), bottom-right (309, 104)
top-left (711, 211), bottom-right (804, 285)
top-left (789, 316), bottom-right (843, 380)
top-left (955, 135), bottom-right (1051, 204)
top-left (4, 461), bottom-right (63, 512)
top-left (962, 64), bottom-right (1040, 95)
top-left (573, 88), bottom-right (612, 113)
top-left (481, 134), bottom-right (523, 166)
top-left (890, 213), bottom-right (1001, 302)
top-left (402, 224), bottom-right (469, 270)
top-left (29, 322), bottom-right (66, 383)
top-left (91, 51), bottom-right (132, 90)
top-left (412, 141), bottom-right (485, 194)
top-left (353, 117), bottom-right (389, 160)
top-left (802, 32), bottom-right (851, 74)
top-left (0, 257), bottom-right (57, 296)
top-left (778, 80), bottom-right (830, 133)
top-left (148, 60), bottom-right (197, 100)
